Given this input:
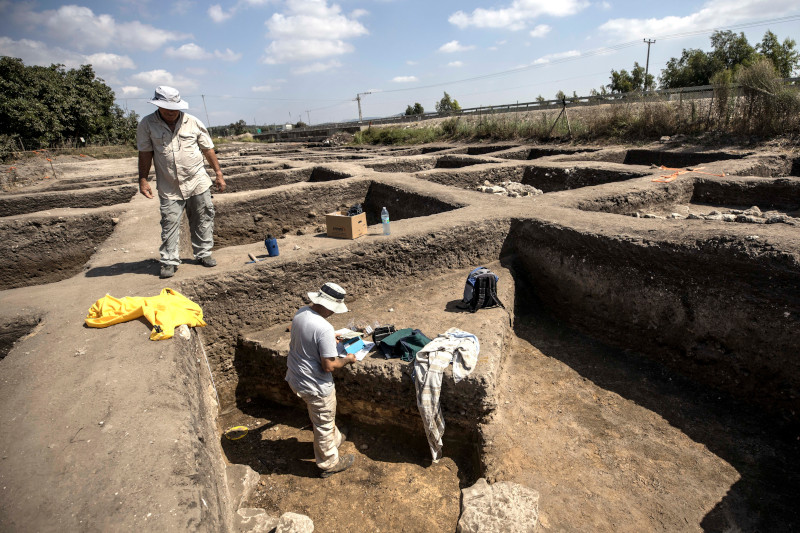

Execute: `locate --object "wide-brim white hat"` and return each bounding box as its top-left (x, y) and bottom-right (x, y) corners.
top-left (148, 85), bottom-right (189, 110)
top-left (308, 282), bottom-right (348, 314)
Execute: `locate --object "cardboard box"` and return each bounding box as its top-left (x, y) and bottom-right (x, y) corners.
top-left (326, 211), bottom-right (367, 239)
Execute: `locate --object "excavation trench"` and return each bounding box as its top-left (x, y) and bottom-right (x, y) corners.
top-left (183, 207), bottom-right (800, 531)
top-left (0, 209), bottom-right (121, 290)
top-left (212, 180), bottom-right (463, 248)
top-left (577, 175), bottom-right (800, 218)
top-left (0, 184), bottom-right (137, 217)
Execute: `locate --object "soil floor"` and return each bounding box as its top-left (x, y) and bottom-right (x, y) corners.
top-left (216, 276), bottom-right (800, 533)
top-left (2, 142), bottom-right (799, 532)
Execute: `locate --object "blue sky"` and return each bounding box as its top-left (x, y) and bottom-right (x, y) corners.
top-left (1, 0), bottom-right (799, 127)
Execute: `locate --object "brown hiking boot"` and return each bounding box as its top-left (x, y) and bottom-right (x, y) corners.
top-left (320, 454), bottom-right (354, 478)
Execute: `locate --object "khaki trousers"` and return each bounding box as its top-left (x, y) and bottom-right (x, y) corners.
top-left (292, 386), bottom-right (344, 471)
top-left (159, 188), bottom-right (215, 266)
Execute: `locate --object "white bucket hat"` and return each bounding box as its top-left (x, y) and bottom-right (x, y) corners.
top-left (308, 282), bottom-right (348, 314)
top-left (148, 86), bottom-right (189, 110)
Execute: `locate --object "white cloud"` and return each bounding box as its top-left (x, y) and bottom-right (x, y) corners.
top-left (85, 52), bottom-right (136, 71)
top-left (599, 0), bottom-right (800, 40)
top-left (392, 75), bottom-right (418, 82)
top-left (166, 43), bottom-right (210, 60)
top-left (120, 86), bottom-right (145, 96)
top-left (208, 4), bottom-right (234, 22)
top-left (350, 8), bottom-right (368, 18)
top-left (533, 49), bottom-right (581, 64)
top-left (438, 40), bottom-right (475, 53)
top-left (215, 48), bottom-right (242, 61)
top-left (291, 60), bottom-right (341, 74)
top-left (529, 24), bottom-right (551, 38)
top-left (600, 1), bottom-right (611, 9)
top-left (16, 5), bottom-right (189, 52)
top-left (449, 0), bottom-right (589, 30)
top-left (208, 0), bottom-right (274, 21)
top-left (448, 61), bottom-right (463, 67)
top-left (0, 37), bottom-right (83, 68)
top-left (166, 43), bottom-right (242, 61)
top-left (262, 0), bottom-right (368, 64)
top-left (171, 0), bottom-right (195, 15)
top-left (252, 85), bottom-right (277, 92)
top-left (131, 69), bottom-right (198, 92)
top-left (263, 39), bottom-right (353, 64)
top-left (0, 37), bottom-right (136, 78)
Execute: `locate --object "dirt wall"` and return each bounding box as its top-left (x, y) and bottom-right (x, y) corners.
top-left (179, 219), bottom-right (513, 409)
top-left (522, 166), bottom-right (649, 193)
top-left (691, 177), bottom-right (800, 210)
top-left (511, 218), bottom-right (800, 422)
top-left (0, 211), bottom-right (119, 290)
top-left (212, 180), bottom-right (370, 247)
top-left (0, 184), bottom-right (137, 216)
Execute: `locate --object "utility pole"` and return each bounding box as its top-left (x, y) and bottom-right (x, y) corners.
top-left (306, 110), bottom-right (311, 125)
top-left (643, 39), bottom-right (656, 91)
top-left (201, 94), bottom-right (211, 128)
top-left (355, 92), bottom-right (372, 123)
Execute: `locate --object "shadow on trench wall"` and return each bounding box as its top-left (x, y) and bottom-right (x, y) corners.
top-left (506, 251), bottom-right (800, 532)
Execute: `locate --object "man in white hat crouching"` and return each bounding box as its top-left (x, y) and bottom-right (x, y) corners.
top-left (137, 86), bottom-right (226, 279)
top-left (285, 282), bottom-right (357, 478)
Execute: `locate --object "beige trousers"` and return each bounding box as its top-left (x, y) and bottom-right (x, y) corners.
top-left (292, 386), bottom-right (344, 471)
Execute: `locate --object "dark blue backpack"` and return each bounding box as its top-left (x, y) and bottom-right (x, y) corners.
top-left (461, 267), bottom-right (505, 313)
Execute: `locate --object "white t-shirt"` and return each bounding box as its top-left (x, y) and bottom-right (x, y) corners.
top-left (285, 306), bottom-right (337, 397)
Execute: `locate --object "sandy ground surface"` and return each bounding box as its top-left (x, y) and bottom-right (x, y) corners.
top-left (1, 142), bottom-right (798, 532)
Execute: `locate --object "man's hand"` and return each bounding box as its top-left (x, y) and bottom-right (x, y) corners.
top-left (138, 151), bottom-right (154, 198)
top-left (214, 171), bottom-right (226, 193)
top-left (139, 177), bottom-right (154, 199)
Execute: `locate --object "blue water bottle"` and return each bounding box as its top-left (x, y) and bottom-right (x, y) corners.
top-left (381, 206), bottom-right (390, 235)
top-left (265, 234), bottom-right (279, 256)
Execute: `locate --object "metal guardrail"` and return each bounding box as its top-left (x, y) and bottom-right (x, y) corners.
top-left (290, 77), bottom-right (799, 133)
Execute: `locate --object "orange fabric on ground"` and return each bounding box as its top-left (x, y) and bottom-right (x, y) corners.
top-left (85, 287), bottom-right (206, 340)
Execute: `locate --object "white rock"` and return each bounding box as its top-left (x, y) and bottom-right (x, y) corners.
top-left (458, 478), bottom-right (539, 533)
top-left (275, 512), bottom-right (314, 533)
top-left (237, 508), bottom-right (279, 532)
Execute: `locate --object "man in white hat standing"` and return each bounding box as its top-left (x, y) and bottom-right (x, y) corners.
top-left (285, 282), bottom-right (357, 477)
top-left (137, 86), bottom-right (226, 279)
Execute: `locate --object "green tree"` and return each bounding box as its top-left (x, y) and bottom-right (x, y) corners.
top-left (608, 69), bottom-right (634, 93)
top-left (0, 56), bottom-right (138, 149)
top-left (659, 48), bottom-right (718, 89)
top-left (435, 92), bottom-right (461, 114)
top-left (231, 119), bottom-right (247, 135)
top-left (610, 62), bottom-right (655, 92)
top-left (555, 90), bottom-right (566, 101)
top-left (710, 30), bottom-right (756, 71)
top-left (535, 95), bottom-right (546, 103)
top-left (757, 30), bottom-right (800, 78)
top-left (405, 102), bottom-right (424, 115)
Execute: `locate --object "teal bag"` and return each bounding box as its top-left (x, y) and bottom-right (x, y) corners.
top-left (378, 328), bottom-right (432, 362)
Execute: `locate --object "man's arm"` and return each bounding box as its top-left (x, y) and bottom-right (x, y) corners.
top-left (321, 353), bottom-right (356, 372)
top-left (201, 148), bottom-right (226, 192)
top-left (138, 151), bottom-right (154, 198)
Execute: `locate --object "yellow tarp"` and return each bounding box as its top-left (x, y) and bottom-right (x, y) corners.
top-left (85, 287), bottom-right (206, 341)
